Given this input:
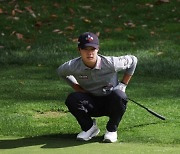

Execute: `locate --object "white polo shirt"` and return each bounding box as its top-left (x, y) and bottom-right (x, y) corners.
top-left (57, 54), bottom-right (137, 96)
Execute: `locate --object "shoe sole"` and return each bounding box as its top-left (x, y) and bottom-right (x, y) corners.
top-left (103, 138), bottom-right (117, 143)
top-left (77, 129), bottom-right (100, 141)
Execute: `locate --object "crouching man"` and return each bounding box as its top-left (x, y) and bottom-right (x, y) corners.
top-left (57, 32), bottom-right (138, 142)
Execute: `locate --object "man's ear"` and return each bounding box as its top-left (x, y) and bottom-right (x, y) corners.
top-left (95, 48), bottom-right (99, 52)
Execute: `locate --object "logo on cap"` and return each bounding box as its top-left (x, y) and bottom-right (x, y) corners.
top-left (86, 35), bottom-right (93, 42)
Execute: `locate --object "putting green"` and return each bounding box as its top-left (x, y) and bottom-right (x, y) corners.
top-left (0, 136), bottom-right (179, 154)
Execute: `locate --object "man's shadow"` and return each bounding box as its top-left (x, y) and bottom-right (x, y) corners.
top-left (0, 121), bottom-right (165, 149)
top-left (0, 133), bottom-right (103, 149)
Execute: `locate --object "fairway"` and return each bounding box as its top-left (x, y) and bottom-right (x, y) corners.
top-left (0, 64), bottom-right (179, 153)
top-left (0, 136), bottom-right (180, 154)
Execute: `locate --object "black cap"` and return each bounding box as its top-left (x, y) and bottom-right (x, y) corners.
top-left (78, 32), bottom-right (99, 49)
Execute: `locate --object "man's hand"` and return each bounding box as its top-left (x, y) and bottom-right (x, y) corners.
top-left (114, 82), bottom-right (127, 92)
top-left (114, 73), bottom-right (132, 92)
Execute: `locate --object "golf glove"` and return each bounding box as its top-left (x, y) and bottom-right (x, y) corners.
top-left (114, 82), bottom-right (127, 92)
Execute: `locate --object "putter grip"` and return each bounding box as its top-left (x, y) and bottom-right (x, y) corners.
top-left (146, 108), bottom-right (166, 120)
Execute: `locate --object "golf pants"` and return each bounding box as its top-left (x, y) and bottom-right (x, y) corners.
top-left (65, 89), bottom-right (128, 132)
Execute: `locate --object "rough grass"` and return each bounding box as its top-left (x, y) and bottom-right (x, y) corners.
top-left (0, 0), bottom-right (179, 66)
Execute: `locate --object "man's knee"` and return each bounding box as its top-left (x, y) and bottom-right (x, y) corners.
top-left (113, 89), bottom-right (128, 101)
top-left (65, 92), bottom-right (79, 107)
top-left (111, 90), bottom-right (128, 111)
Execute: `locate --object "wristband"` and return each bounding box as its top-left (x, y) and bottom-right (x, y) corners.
top-left (121, 81), bottom-right (127, 85)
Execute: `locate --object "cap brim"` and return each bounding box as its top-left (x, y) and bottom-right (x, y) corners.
top-left (80, 43), bottom-right (99, 49)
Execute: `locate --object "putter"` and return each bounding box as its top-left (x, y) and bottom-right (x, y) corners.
top-left (128, 98), bottom-right (166, 120)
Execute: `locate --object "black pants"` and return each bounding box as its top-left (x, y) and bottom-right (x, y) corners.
top-left (65, 89), bottom-right (128, 132)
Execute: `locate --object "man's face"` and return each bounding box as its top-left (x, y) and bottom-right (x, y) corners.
top-left (79, 46), bottom-right (99, 65)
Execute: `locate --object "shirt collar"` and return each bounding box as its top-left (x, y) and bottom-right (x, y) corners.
top-left (94, 55), bottom-right (102, 69)
top-left (81, 55), bottom-right (102, 70)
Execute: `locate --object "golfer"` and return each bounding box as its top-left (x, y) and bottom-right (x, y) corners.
top-left (57, 32), bottom-right (138, 142)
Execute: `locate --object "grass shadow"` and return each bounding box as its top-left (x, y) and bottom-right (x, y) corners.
top-left (121, 121), bottom-right (165, 131)
top-left (0, 122), bottom-right (166, 149)
top-left (0, 133), bottom-right (103, 149)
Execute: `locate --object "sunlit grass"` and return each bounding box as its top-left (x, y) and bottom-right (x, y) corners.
top-left (0, 66), bottom-right (179, 145)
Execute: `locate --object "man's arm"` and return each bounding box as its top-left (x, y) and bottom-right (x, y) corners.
top-left (72, 83), bottom-right (86, 92)
top-left (115, 73), bottom-right (132, 92)
top-left (113, 55), bottom-right (138, 92)
top-left (59, 75), bottom-right (86, 93)
top-left (121, 73), bottom-right (132, 85)
top-left (113, 55), bottom-right (138, 75)
top-left (58, 66), bottom-right (86, 93)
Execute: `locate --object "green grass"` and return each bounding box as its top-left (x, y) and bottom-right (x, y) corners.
top-left (0, 66), bottom-right (179, 145)
top-left (0, 136), bottom-right (180, 154)
top-left (0, 0), bottom-right (180, 153)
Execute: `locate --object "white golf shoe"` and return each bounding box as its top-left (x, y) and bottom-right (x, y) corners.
top-left (77, 119), bottom-right (100, 141)
top-left (103, 130), bottom-right (118, 143)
